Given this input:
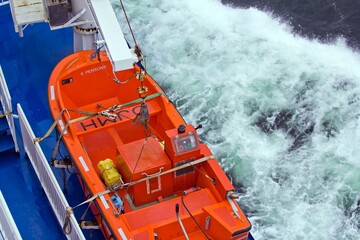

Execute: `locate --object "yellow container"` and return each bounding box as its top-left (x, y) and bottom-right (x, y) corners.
top-left (97, 158), bottom-right (122, 187)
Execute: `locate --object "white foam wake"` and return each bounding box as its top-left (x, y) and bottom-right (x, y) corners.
top-left (113, 1), bottom-right (360, 239)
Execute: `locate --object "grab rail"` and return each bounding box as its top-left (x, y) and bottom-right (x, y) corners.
top-left (0, 190), bottom-right (22, 240)
top-left (0, 65), bottom-right (19, 152)
top-left (17, 104), bottom-right (85, 240)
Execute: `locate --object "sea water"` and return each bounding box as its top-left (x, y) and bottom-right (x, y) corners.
top-left (112, 0), bottom-right (359, 239)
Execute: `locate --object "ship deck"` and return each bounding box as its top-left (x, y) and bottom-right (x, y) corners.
top-left (0, 5), bottom-right (100, 239)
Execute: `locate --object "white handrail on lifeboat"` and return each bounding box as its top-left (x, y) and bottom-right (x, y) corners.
top-left (0, 190), bottom-right (22, 240)
top-left (17, 104), bottom-right (86, 240)
top-left (0, 65), bottom-right (19, 152)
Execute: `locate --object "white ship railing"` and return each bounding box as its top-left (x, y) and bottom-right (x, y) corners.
top-left (0, 65), bottom-right (19, 152)
top-left (17, 104), bottom-right (85, 240)
top-left (0, 190), bottom-right (22, 240)
top-left (0, 1), bottom-right (9, 6)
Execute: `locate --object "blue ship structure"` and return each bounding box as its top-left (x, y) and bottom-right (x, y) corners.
top-left (0, 4), bottom-right (81, 239)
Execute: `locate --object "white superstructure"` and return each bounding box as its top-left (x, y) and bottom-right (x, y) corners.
top-left (8, 0), bottom-right (138, 71)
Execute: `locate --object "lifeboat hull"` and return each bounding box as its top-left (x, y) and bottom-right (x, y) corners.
top-left (48, 50), bottom-right (252, 239)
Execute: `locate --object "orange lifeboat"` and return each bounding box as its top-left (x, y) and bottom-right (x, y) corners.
top-left (48, 50), bottom-right (252, 239)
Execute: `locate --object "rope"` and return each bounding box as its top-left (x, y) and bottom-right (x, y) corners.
top-left (51, 111), bottom-right (72, 161)
top-left (62, 168), bottom-right (68, 194)
top-left (63, 206), bottom-right (73, 235)
top-left (191, 164), bottom-right (216, 185)
top-left (0, 110), bottom-right (11, 118)
top-left (113, 71), bottom-right (137, 85)
top-left (75, 189), bottom-right (112, 210)
top-left (119, 0), bottom-right (137, 48)
top-left (34, 108), bottom-right (69, 143)
top-left (119, 0), bottom-right (143, 61)
top-left (79, 199), bottom-right (92, 223)
top-left (181, 195), bottom-right (211, 240)
top-left (35, 92), bottom-right (164, 143)
top-left (126, 155), bottom-right (215, 188)
top-left (116, 92), bottom-right (163, 109)
top-left (61, 155), bottom-right (215, 234)
top-left (126, 136), bottom-right (148, 192)
top-left (62, 189), bottom-right (111, 234)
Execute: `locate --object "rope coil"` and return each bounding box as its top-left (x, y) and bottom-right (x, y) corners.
top-left (0, 110), bottom-right (11, 118)
top-left (63, 206), bottom-right (74, 235)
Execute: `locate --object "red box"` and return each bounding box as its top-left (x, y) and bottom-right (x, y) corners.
top-left (116, 137), bottom-right (173, 206)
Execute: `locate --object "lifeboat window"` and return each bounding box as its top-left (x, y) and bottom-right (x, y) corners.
top-left (173, 132), bottom-right (198, 154)
top-left (175, 158), bottom-right (195, 177)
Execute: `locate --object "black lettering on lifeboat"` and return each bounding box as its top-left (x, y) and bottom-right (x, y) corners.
top-left (78, 106), bottom-right (145, 132)
top-left (97, 117), bottom-right (116, 127)
top-left (117, 110), bottom-right (129, 121)
top-left (80, 119), bottom-right (97, 131)
top-left (132, 105), bottom-right (141, 115)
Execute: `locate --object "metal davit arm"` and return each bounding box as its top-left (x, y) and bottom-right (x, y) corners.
top-left (88, 0), bottom-right (138, 71)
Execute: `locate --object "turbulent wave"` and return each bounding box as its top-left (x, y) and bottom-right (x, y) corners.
top-left (221, 0), bottom-right (360, 50)
top-left (113, 0), bottom-right (360, 239)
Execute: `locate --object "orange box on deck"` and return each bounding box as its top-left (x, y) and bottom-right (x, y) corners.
top-left (116, 137), bottom-right (173, 206)
top-left (164, 125), bottom-right (202, 191)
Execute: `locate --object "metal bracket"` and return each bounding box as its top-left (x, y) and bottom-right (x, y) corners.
top-left (53, 160), bottom-right (73, 169)
top-left (226, 191), bottom-right (241, 219)
top-left (80, 221), bottom-right (100, 230)
top-left (50, 8), bottom-right (93, 30)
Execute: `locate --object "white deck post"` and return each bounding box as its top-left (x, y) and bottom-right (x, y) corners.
top-left (17, 104), bottom-right (86, 240)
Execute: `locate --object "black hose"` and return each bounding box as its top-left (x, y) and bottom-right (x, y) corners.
top-left (181, 195), bottom-right (211, 240)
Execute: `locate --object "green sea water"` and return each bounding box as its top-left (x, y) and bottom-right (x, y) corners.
top-left (113, 0), bottom-right (360, 239)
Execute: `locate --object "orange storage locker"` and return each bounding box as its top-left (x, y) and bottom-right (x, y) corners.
top-left (116, 137), bottom-right (173, 206)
